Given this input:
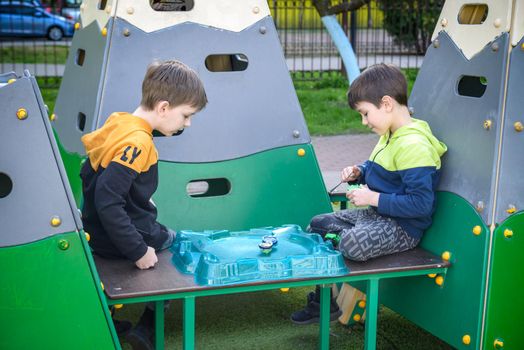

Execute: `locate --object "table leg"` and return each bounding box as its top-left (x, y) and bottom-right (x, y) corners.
top-left (155, 300), bottom-right (164, 350)
top-left (364, 279), bottom-right (379, 350)
top-left (319, 284), bottom-right (331, 350)
top-left (183, 297), bottom-right (196, 350)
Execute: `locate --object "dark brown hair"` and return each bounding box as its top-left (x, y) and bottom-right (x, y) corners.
top-left (141, 60), bottom-right (207, 111)
top-left (347, 63), bottom-right (408, 109)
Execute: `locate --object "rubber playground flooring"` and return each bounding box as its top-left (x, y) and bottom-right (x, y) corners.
top-left (116, 287), bottom-right (452, 350)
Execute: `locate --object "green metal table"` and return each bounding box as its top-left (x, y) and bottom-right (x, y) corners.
top-left (94, 248), bottom-right (449, 350)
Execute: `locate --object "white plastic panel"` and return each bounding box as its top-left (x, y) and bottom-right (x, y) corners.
top-left (511, 0), bottom-right (524, 46)
top-left (432, 0), bottom-right (512, 59)
top-left (114, 0), bottom-right (270, 33)
top-left (79, 0), bottom-right (117, 31)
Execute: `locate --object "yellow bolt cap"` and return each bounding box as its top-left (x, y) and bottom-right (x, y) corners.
top-left (435, 276), bottom-right (444, 286)
top-left (280, 288), bottom-right (290, 292)
top-left (427, 273), bottom-right (437, 278)
top-left (494, 339), bottom-right (504, 348)
top-left (74, 22), bottom-right (80, 30)
top-left (50, 216), bottom-right (61, 227)
top-left (16, 108), bottom-right (28, 120)
top-left (358, 300), bottom-right (366, 308)
top-left (472, 225), bottom-right (482, 236)
top-left (503, 229), bottom-right (513, 238)
top-left (353, 314), bottom-right (361, 322)
top-left (462, 334), bottom-right (471, 345)
top-left (506, 206), bottom-right (516, 214)
top-left (102, 27), bottom-right (107, 36)
top-left (114, 304), bottom-right (123, 309)
top-left (441, 251), bottom-right (451, 261)
top-left (101, 282), bottom-right (105, 291)
top-left (515, 122), bottom-right (523, 132)
top-left (8, 78), bottom-right (16, 84)
top-left (49, 113), bottom-right (56, 121)
top-left (297, 148), bottom-right (306, 157)
top-left (84, 231), bottom-right (91, 241)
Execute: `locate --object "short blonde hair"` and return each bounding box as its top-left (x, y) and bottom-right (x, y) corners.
top-left (141, 60), bottom-right (207, 111)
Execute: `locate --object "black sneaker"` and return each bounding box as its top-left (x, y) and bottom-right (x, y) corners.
top-left (291, 294), bottom-right (342, 325)
top-left (126, 324), bottom-right (154, 350)
top-left (113, 319), bottom-right (132, 336)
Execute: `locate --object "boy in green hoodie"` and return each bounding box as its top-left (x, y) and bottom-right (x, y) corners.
top-left (292, 63), bottom-right (447, 324)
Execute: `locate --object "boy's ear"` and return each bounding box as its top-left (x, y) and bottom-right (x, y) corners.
top-left (156, 101), bottom-right (170, 115)
top-left (381, 96), bottom-right (394, 112)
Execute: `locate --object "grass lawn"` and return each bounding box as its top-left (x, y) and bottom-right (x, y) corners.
top-left (1, 45), bottom-right (69, 64)
top-left (38, 69), bottom-right (418, 136)
top-left (292, 70), bottom-right (418, 135)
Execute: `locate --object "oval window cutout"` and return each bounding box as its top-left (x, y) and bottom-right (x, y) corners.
top-left (205, 54), bottom-right (249, 72)
top-left (0, 172), bottom-right (13, 198)
top-left (187, 178), bottom-right (231, 198)
top-left (458, 4), bottom-right (488, 24)
top-left (150, 0), bottom-right (194, 11)
top-left (457, 75), bottom-right (487, 98)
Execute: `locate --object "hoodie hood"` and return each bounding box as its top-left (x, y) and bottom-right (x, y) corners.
top-left (81, 112), bottom-right (154, 172)
top-left (391, 118), bottom-right (447, 158)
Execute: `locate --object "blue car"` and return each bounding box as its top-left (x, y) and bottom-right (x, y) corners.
top-left (0, 1), bottom-right (74, 41)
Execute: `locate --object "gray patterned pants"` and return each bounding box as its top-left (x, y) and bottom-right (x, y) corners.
top-left (308, 208), bottom-right (420, 262)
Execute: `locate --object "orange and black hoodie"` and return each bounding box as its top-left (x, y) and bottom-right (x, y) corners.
top-left (80, 112), bottom-right (169, 261)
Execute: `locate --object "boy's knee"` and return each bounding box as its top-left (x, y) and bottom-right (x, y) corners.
top-left (309, 213), bottom-right (336, 236)
top-left (338, 230), bottom-right (371, 262)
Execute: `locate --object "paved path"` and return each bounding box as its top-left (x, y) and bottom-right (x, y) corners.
top-left (311, 133), bottom-right (378, 193)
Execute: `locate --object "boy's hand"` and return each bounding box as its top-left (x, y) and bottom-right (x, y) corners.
top-left (135, 246), bottom-right (158, 270)
top-left (341, 165), bottom-right (361, 182)
top-left (346, 185), bottom-right (380, 207)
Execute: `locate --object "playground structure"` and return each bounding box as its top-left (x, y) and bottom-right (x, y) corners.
top-left (0, 0), bottom-right (523, 349)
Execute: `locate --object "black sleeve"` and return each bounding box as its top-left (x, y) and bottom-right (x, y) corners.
top-left (94, 162), bottom-right (148, 261)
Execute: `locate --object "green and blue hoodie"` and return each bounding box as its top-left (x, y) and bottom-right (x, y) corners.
top-left (356, 118), bottom-right (447, 239)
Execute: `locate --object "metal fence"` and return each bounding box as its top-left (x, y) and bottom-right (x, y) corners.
top-left (0, 1), bottom-right (444, 87)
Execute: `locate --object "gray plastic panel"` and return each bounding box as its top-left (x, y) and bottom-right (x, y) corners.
top-left (53, 19), bottom-right (113, 154)
top-left (409, 32), bottom-right (509, 224)
top-left (495, 37), bottom-right (524, 223)
top-left (0, 74), bottom-right (79, 247)
top-left (97, 16), bottom-right (310, 162)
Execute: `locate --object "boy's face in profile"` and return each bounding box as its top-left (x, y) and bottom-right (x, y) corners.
top-left (156, 103), bottom-right (198, 136)
top-left (355, 100), bottom-right (392, 136)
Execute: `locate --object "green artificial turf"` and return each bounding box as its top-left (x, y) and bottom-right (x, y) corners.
top-left (116, 287), bottom-right (452, 350)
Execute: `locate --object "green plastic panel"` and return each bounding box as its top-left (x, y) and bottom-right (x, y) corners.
top-left (484, 212), bottom-right (524, 350)
top-left (0, 232), bottom-right (117, 349)
top-left (379, 192), bottom-right (489, 349)
top-left (55, 132), bottom-right (84, 208)
top-left (155, 144), bottom-right (332, 231)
